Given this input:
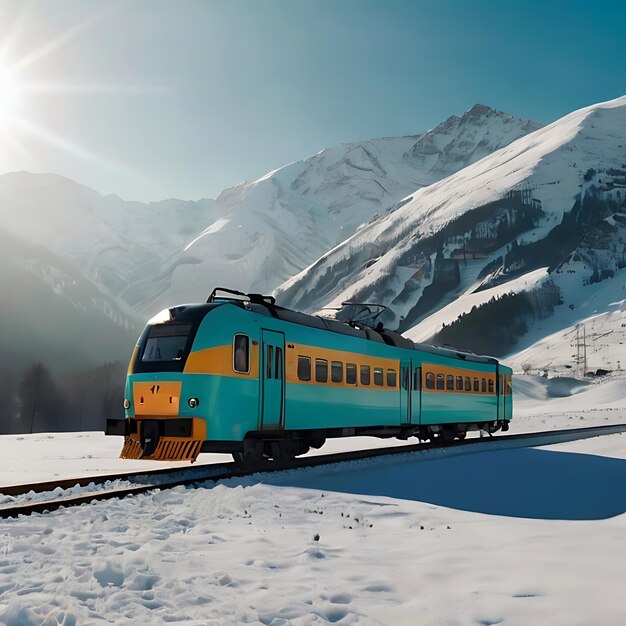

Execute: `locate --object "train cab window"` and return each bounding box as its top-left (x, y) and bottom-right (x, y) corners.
top-left (266, 346), bottom-right (274, 379)
top-left (414, 369), bottom-right (421, 391)
top-left (488, 379), bottom-right (495, 394)
top-left (387, 369), bottom-right (397, 388)
top-left (473, 377), bottom-right (479, 392)
top-left (425, 372), bottom-right (435, 389)
top-left (297, 356), bottom-right (311, 381)
top-left (275, 347), bottom-right (283, 379)
top-left (315, 359), bottom-right (328, 383)
top-left (465, 376), bottom-right (471, 391)
top-left (436, 374), bottom-right (444, 390)
top-left (374, 368), bottom-right (384, 386)
top-left (331, 361), bottom-right (343, 383)
top-left (346, 363), bottom-right (357, 384)
top-left (143, 323), bottom-right (192, 363)
top-left (446, 375), bottom-right (454, 391)
top-left (456, 376), bottom-right (463, 391)
top-left (481, 378), bottom-right (487, 393)
top-left (233, 334), bottom-right (250, 373)
top-left (360, 365), bottom-right (370, 385)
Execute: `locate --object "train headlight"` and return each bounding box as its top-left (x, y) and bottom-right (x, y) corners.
top-left (188, 397), bottom-right (199, 409)
top-left (123, 398), bottom-right (131, 410)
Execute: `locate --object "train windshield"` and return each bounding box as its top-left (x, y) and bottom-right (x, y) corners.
top-left (141, 323), bottom-right (192, 362)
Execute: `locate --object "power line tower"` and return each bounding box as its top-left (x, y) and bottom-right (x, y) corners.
top-left (574, 323), bottom-right (588, 377)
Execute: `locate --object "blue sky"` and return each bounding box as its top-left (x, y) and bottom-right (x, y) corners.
top-left (0, 0), bottom-right (624, 201)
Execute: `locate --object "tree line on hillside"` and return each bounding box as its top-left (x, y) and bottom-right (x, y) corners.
top-left (0, 361), bottom-right (126, 435)
top-left (432, 292), bottom-right (533, 356)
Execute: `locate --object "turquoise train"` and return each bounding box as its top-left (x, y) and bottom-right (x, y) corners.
top-left (105, 289), bottom-right (513, 464)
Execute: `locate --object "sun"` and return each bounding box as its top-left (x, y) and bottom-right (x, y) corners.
top-left (0, 6), bottom-right (160, 180)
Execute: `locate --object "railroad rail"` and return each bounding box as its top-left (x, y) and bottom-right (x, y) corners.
top-left (1, 423), bottom-right (624, 519)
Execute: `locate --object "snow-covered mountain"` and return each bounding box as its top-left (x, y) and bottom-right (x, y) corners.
top-left (164, 104), bottom-right (540, 301)
top-left (276, 95), bottom-right (626, 360)
top-left (0, 172), bottom-right (217, 369)
top-left (0, 224), bottom-right (139, 372)
top-left (0, 104), bottom-right (539, 330)
top-left (0, 172), bottom-right (218, 313)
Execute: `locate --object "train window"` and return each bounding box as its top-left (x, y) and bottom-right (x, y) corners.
top-left (413, 369), bottom-right (421, 390)
top-left (425, 372), bottom-right (435, 389)
top-left (275, 347), bottom-right (283, 379)
top-left (315, 359), bottom-right (328, 383)
top-left (233, 334), bottom-right (250, 373)
top-left (488, 378), bottom-right (495, 394)
top-left (142, 323), bottom-right (192, 363)
top-left (387, 369), bottom-right (397, 388)
top-left (446, 375), bottom-right (454, 391)
top-left (481, 378), bottom-right (486, 393)
top-left (374, 368), bottom-right (384, 386)
top-left (266, 346), bottom-right (273, 379)
top-left (346, 363), bottom-right (357, 384)
top-left (360, 365), bottom-right (370, 385)
top-left (506, 375), bottom-right (513, 395)
top-left (331, 361), bottom-right (343, 383)
top-left (297, 356), bottom-right (311, 381)
top-left (456, 376), bottom-right (463, 391)
top-left (436, 374), bottom-right (444, 390)
top-left (473, 377), bottom-right (479, 392)
top-left (465, 376), bottom-right (471, 391)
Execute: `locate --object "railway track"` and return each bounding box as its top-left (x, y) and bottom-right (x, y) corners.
top-left (1, 423), bottom-right (624, 519)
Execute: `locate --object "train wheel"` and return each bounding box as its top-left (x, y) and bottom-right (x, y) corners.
top-left (232, 438), bottom-right (264, 466)
top-left (440, 427), bottom-right (455, 444)
top-left (270, 440), bottom-right (298, 463)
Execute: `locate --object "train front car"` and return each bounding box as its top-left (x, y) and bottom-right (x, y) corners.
top-left (105, 300), bottom-right (258, 462)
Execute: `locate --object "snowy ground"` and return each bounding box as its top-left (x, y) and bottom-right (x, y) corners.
top-left (0, 373), bottom-right (625, 624)
top-left (0, 432), bottom-right (624, 625)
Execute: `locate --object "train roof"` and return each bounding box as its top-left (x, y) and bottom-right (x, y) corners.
top-left (166, 292), bottom-right (499, 366)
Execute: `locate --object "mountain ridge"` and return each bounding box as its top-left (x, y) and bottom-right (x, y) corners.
top-left (275, 94), bottom-right (626, 359)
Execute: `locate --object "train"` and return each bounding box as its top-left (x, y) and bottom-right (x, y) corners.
top-left (105, 288), bottom-right (513, 464)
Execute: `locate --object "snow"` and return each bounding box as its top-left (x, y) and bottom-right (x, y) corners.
top-left (2, 103), bottom-right (539, 325)
top-left (0, 374), bottom-right (624, 623)
top-left (0, 171), bottom-right (218, 321)
top-left (506, 293), bottom-right (626, 377)
top-left (0, 427), bottom-right (624, 624)
top-left (276, 95), bottom-right (626, 329)
top-left (405, 267), bottom-right (550, 342)
top-left (161, 105), bottom-right (539, 308)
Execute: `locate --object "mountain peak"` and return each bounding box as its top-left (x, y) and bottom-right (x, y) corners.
top-left (465, 103), bottom-right (494, 118)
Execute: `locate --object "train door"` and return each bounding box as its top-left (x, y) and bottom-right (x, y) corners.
top-left (498, 371), bottom-right (506, 420)
top-left (260, 329), bottom-right (285, 429)
top-left (412, 365), bottom-right (422, 424)
top-left (400, 361), bottom-right (411, 423)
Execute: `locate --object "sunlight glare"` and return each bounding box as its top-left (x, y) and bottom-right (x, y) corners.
top-left (0, 69), bottom-right (22, 127)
